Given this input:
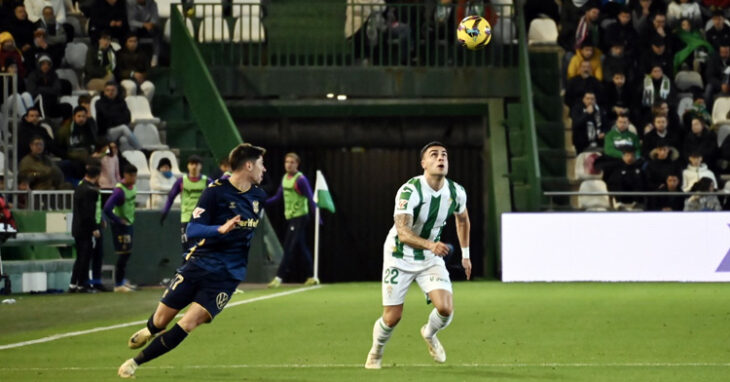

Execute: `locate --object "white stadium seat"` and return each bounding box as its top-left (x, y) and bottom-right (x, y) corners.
top-left (717, 124), bottom-right (730, 147)
top-left (574, 151), bottom-right (603, 180)
top-left (125, 96), bottom-right (160, 125)
top-left (712, 97), bottom-right (730, 125)
top-left (578, 180), bottom-right (611, 211)
top-left (232, 16), bottom-right (266, 43)
top-left (134, 123), bottom-right (168, 151)
top-left (163, 11), bottom-right (195, 42)
top-left (63, 42), bottom-right (87, 71)
top-left (198, 17), bottom-right (231, 43)
top-left (674, 70), bottom-right (703, 91)
top-left (122, 150), bottom-right (151, 207)
top-left (528, 18), bottom-right (558, 45)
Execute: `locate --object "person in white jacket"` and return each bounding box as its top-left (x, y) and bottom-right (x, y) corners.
top-left (682, 151), bottom-right (717, 192)
top-left (667, 0), bottom-right (702, 29)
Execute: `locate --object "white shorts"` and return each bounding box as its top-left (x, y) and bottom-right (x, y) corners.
top-left (381, 262), bottom-right (452, 306)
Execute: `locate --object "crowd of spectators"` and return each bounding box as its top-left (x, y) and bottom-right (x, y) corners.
top-left (541, 0), bottom-right (730, 211)
top-left (1, 0), bottom-right (161, 191)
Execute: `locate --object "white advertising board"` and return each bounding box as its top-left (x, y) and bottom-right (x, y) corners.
top-left (501, 212), bottom-right (730, 282)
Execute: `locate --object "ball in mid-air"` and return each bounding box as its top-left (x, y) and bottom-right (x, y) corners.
top-left (457, 15), bottom-right (492, 50)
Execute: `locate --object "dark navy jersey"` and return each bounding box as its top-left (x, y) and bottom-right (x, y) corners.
top-left (184, 178), bottom-right (267, 280)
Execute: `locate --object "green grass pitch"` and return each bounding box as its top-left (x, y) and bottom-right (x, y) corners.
top-left (2, 281), bottom-right (730, 381)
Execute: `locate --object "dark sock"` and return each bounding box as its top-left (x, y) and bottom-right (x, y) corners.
top-left (134, 324), bottom-right (188, 365)
top-left (115, 253), bottom-right (130, 285)
top-left (147, 315), bottom-right (165, 336)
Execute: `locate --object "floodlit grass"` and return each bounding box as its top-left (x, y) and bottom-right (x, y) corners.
top-left (2, 282), bottom-right (730, 381)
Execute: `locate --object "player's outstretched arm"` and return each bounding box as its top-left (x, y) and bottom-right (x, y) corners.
top-left (394, 214), bottom-right (450, 256)
top-left (455, 209), bottom-right (472, 280)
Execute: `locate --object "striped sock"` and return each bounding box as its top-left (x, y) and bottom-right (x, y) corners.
top-left (371, 317), bottom-right (394, 355)
top-left (423, 308), bottom-right (453, 338)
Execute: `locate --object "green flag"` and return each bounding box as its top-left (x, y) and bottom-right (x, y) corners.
top-left (314, 170), bottom-right (335, 213)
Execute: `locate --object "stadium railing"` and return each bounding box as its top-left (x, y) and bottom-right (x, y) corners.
top-left (185, 1), bottom-right (517, 67)
top-left (543, 190), bottom-right (730, 211)
top-left (1, 73), bottom-right (20, 193)
top-left (2, 190), bottom-right (169, 211)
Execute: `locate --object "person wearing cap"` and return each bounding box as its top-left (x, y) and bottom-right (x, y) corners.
top-left (568, 40), bottom-right (603, 81)
top-left (117, 33), bottom-right (155, 102)
top-left (704, 39), bottom-right (730, 104)
top-left (159, 155), bottom-right (211, 252)
top-left (25, 54), bottom-right (62, 117)
top-left (707, 10), bottom-right (730, 51)
top-left (642, 113), bottom-right (681, 154)
top-left (645, 139), bottom-right (682, 191)
top-left (0, 31), bottom-right (26, 79)
top-left (85, 31), bottom-right (116, 92)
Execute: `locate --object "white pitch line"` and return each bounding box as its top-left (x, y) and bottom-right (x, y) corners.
top-left (3, 362), bottom-right (730, 372)
top-left (0, 285), bottom-right (322, 351)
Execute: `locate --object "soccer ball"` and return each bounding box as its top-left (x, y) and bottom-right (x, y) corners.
top-left (457, 16), bottom-right (492, 50)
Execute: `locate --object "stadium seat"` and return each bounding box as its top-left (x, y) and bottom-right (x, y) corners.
top-left (194, 0), bottom-right (223, 17)
top-left (157, 0), bottom-right (174, 18)
top-left (232, 16), bottom-right (266, 43)
top-left (717, 124), bottom-right (730, 147)
top-left (0, 151), bottom-right (5, 175)
top-left (574, 151), bottom-right (603, 180)
top-left (121, 150), bottom-right (151, 207)
top-left (149, 150), bottom-right (183, 209)
top-left (712, 97), bottom-right (730, 125)
top-left (59, 95), bottom-right (79, 108)
top-left (1, 92), bottom-right (34, 117)
top-left (55, 69), bottom-right (87, 95)
top-left (578, 180), bottom-right (611, 211)
top-left (674, 71), bottom-right (703, 91)
top-left (677, 95), bottom-right (694, 119)
top-left (528, 18), bottom-right (558, 45)
top-left (89, 95), bottom-right (100, 120)
top-left (232, 0), bottom-right (262, 18)
top-left (133, 123), bottom-right (168, 151)
top-left (163, 12), bottom-right (195, 42)
top-left (125, 96), bottom-right (160, 125)
top-left (198, 17), bottom-right (231, 43)
top-left (63, 42), bottom-right (88, 71)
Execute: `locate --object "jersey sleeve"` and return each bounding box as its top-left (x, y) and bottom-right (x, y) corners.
top-left (455, 183), bottom-right (467, 214)
top-left (185, 187), bottom-right (221, 239)
top-left (393, 184), bottom-right (420, 216)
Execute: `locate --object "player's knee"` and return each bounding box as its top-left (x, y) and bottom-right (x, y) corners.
top-left (437, 305), bottom-right (453, 317)
top-left (383, 314), bottom-right (401, 328)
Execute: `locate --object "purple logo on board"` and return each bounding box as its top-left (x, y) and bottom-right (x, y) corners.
top-left (715, 225), bottom-right (730, 272)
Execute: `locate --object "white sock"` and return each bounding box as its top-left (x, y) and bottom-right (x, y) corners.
top-left (370, 317), bottom-right (394, 355)
top-left (423, 308), bottom-right (453, 338)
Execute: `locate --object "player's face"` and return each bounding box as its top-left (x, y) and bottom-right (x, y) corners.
top-left (284, 156), bottom-right (298, 174)
top-left (421, 146), bottom-right (448, 177)
top-left (123, 173), bottom-right (137, 186)
top-left (188, 162), bottom-right (202, 177)
top-left (249, 156), bottom-right (266, 185)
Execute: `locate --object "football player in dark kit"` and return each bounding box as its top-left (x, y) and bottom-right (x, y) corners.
top-left (118, 143), bottom-right (267, 378)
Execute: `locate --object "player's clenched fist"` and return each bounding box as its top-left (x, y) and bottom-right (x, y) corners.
top-left (218, 215), bottom-right (241, 234)
top-left (430, 241), bottom-right (450, 257)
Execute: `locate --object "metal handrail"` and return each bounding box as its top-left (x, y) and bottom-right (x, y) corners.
top-left (2, 189), bottom-right (173, 211)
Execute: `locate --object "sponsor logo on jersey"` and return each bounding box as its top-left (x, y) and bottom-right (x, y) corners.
top-left (216, 292), bottom-right (230, 310)
top-left (192, 207), bottom-right (205, 219)
top-left (229, 201), bottom-right (237, 210)
top-left (237, 218), bottom-right (260, 228)
top-left (397, 199), bottom-right (408, 210)
top-left (252, 201), bottom-right (260, 214)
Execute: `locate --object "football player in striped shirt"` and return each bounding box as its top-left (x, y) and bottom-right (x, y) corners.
top-left (365, 141), bottom-right (472, 369)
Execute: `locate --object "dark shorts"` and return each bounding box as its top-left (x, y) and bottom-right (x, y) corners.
top-left (160, 261), bottom-right (239, 320)
top-left (111, 224), bottom-right (134, 254)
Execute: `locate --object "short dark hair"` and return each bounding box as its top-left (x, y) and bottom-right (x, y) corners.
top-left (157, 157), bottom-right (172, 170)
top-left (219, 156), bottom-right (229, 166)
top-left (85, 164), bottom-right (101, 178)
top-left (420, 141), bottom-right (447, 160)
top-left (123, 164), bottom-right (138, 175)
top-left (229, 143), bottom-right (266, 171)
top-left (187, 154), bottom-right (202, 165)
top-left (72, 105), bottom-right (86, 116)
top-left (78, 94), bottom-right (92, 104)
top-left (30, 134), bottom-right (44, 143)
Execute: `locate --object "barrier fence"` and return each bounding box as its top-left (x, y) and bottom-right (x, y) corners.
top-left (1, 190), bottom-right (170, 211)
top-left (186, 2), bottom-right (517, 67)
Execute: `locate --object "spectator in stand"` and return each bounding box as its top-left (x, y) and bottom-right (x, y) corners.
top-left (640, 35), bottom-right (673, 77)
top-left (684, 117), bottom-right (718, 164)
top-left (638, 64), bottom-right (676, 122)
top-left (25, 54), bottom-right (62, 118)
top-left (574, 1), bottom-right (601, 51)
top-left (603, 6), bottom-right (638, 59)
top-left (150, 157), bottom-right (177, 209)
top-left (117, 33), bottom-right (155, 102)
top-left (606, 147), bottom-right (646, 205)
top-left (0, 31), bottom-right (27, 79)
top-left (633, 0), bottom-right (656, 34)
top-left (94, 139), bottom-right (123, 191)
top-left (34, 6), bottom-right (68, 64)
top-left (126, 0), bottom-right (160, 66)
top-left (645, 140), bottom-right (683, 190)
top-left (704, 39), bottom-right (730, 104)
top-left (8, 4), bottom-right (34, 55)
top-left (571, 91), bottom-right (606, 154)
top-left (651, 174), bottom-right (684, 211)
top-left (17, 107), bottom-right (63, 160)
top-left (57, 106), bottom-right (98, 167)
top-left (558, 0), bottom-right (586, 52)
top-left (567, 41), bottom-right (603, 81)
top-left (566, 60), bottom-right (603, 108)
top-left (684, 176), bottom-right (722, 210)
top-left (643, 113), bottom-right (682, 154)
top-left (26, 0), bottom-right (74, 41)
top-left (604, 71), bottom-right (632, 122)
top-left (85, 31), bottom-right (116, 92)
top-left (718, 129), bottom-right (730, 173)
top-left (604, 113), bottom-right (641, 159)
top-left (25, 26), bottom-right (62, 72)
top-left (706, 9), bottom-right (730, 50)
top-left (89, 0), bottom-right (129, 42)
top-left (667, 0), bottom-right (702, 29)
top-left (681, 88), bottom-right (712, 131)
top-left (682, 151), bottom-right (718, 191)
top-left (79, 94), bottom-right (92, 114)
top-left (95, 81), bottom-right (143, 151)
top-left (18, 136), bottom-right (67, 189)
top-left (602, 40), bottom-right (633, 85)
top-left (673, 18), bottom-right (713, 74)
top-left (641, 12), bottom-right (672, 53)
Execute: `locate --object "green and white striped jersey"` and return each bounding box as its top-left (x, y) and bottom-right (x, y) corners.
top-left (385, 175), bottom-right (467, 267)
